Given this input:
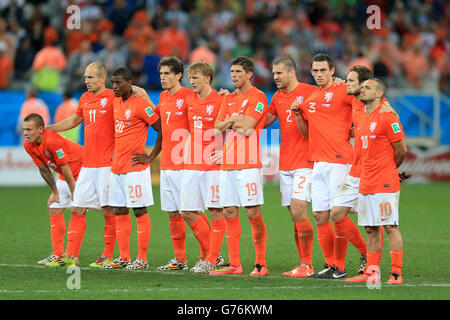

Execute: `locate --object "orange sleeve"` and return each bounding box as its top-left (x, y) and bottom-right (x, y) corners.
top-left (268, 93), bottom-right (278, 116)
top-left (137, 98), bottom-right (160, 126)
top-left (244, 92), bottom-right (268, 121)
top-left (216, 97), bottom-right (229, 121)
top-left (75, 93), bottom-right (86, 117)
top-left (383, 113), bottom-right (405, 143)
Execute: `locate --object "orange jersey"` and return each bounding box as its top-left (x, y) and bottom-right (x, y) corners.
top-left (184, 89), bottom-right (223, 171)
top-left (112, 95), bottom-right (160, 174)
top-left (269, 83), bottom-right (318, 171)
top-left (24, 130), bottom-right (84, 181)
top-left (350, 97), bottom-right (389, 178)
top-left (216, 86), bottom-right (269, 170)
top-left (155, 87), bottom-right (192, 170)
top-left (359, 105), bottom-right (405, 194)
top-left (75, 89), bottom-right (115, 167)
top-left (301, 83), bottom-right (354, 164)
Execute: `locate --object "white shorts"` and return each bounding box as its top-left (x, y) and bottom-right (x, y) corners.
top-left (108, 167), bottom-right (154, 208)
top-left (72, 166), bottom-right (111, 209)
top-left (358, 192), bottom-right (400, 226)
top-left (49, 178), bottom-right (73, 209)
top-left (180, 170), bottom-right (221, 211)
top-left (219, 168), bottom-right (264, 207)
top-left (331, 175), bottom-right (360, 212)
top-left (279, 168), bottom-right (312, 206)
top-left (160, 170), bottom-right (183, 212)
top-left (311, 162), bottom-right (351, 212)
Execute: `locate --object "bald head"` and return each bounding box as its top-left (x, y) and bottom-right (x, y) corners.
top-left (84, 62), bottom-right (107, 95)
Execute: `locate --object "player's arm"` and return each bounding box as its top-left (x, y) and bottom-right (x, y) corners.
top-left (59, 163), bottom-right (76, 199)
top-left (38, 164), bottom-right (60, 206)
top-left (264, 112), bottom-right (277, 128)
top-left (132, 85), bottom-right (157, 108)
top-left (46, 113), bottom-right (83, 132)
top-left (380, 101), bottom-right (400, 119)
top-left (232, 115), bottom-right (258, 136)
top-left (291, 101), bottom-right (308, 137)
top-left (392, 139), bottom-right (407, 168)
top-left (131, 119), bottom-right (162, 165)
top-left (214, 115), bottom-right (239, 134)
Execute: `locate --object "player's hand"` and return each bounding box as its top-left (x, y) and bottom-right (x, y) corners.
top-left (47, 193), bottom-right (60, 207)
top-left (380, 101), bottom-right (399, 119)
top-left (210, 150), bottom-right (223, 165)
top-left (218, 88), bottom-right (230, 96)
top-left (399, 171), bottom-right (411, 183)
top-left (131, 152), bottom-right (151, 166)
top-left (290, 101), bottom-right (302, 116)
top-left (131, 85), bottom-right (148, 98)
top-left (332, 77), bottom-right (345, 86)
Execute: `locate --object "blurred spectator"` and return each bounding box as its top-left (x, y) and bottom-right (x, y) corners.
top-left (65, 39), bottom-right (96, 92)
top-left (189, 41), bottom-right (217, 65)
top-left (401, 42), bottom-right (430, 88)
top-left (0, 41), bottom-right (13, 89)
top-left (97, 34), bottom-right (127, 82)
top-left (54, 90), bottom-right (80, 142)
top-left (157, 19), bottom-right (190, 61)
top-left (14, 37), bottom-right (35, 81)
top-left (142, 42), bottom-right (161, 90)
top-left (123, 9), bottom-right (156, 56)
top-left (31, 40), bottom-right (66, 92)
top-left (106, 0), bottom-right (132, 36)
top-left (17, 87), bottom-right (50, 143)
top-left (0, 17), bottom-right (16, 61)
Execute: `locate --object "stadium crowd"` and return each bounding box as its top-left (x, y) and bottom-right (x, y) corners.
top-left (0, 0), bottom-right (448, 94)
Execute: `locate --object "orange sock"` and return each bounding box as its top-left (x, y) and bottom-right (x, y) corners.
top-left (206, 217), bottom-right (225, 265)
top-left (296, 218), bottom-right (314, 267)
top-left (293, 223), bottom-right (302, 263)
top-left (169, 215), bottom-right (186, 263)
top-left (249, 214), bottom-right (267, 267)
top-left (201, 214), bottom-right (211, 231)
top-left (65, 213), bottom-right (86, 258)
top-left (115, 214), bottom-right (131, 261)
top-left (333, 217), bottom-right (351, 271)
top-left (225, 216), bottom-right (241, 267)
top-left (136, 213), bottom-right (151, 262)
top-left (390, 250), bottom-right (403, 275)
top-left (365, 251), bottom-right (381, 274)
top-left (316, 221), bottom-right (335, 267)
top-left (336, 216), bottom-right (367, 257)
top-left (102, 215), bottom-right (116, 259)
top-left (189, 215), bottom-right (210, 260)
top-left (49, 214), bottom-right (65, 257)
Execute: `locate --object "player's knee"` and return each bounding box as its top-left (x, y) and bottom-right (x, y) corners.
top-left (114, 207), bottom-right (129, 215)
top-left (330, 206), bottom-right (347, 222)
top-left (223, 206), bottom-right (239, 219)
top-left (71, 206), bottom-right (87, 215)
top-left (245, 205), bottom-right (261, 219)
top-left (384, 225), bottom-right (399, 234)
top-left (313, 210), bottom-right (329, 225)
top-left (133, 207), bottom-right (148, 217)
top-left (209, 208), bottom-right (223, 220)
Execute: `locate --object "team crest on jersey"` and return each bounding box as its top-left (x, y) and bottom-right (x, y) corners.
top-left (125, 109), bottom-right (132, 119)
top-left (56, 148), bottom-right (65, 159)
top-left (100, 97), bottom-right (108, 108)
top-left (206, 104), bottom-right (214, 115)
top-left (369, 122), bottom-right (377, 132)
top-left (324, 92), bottom-right (333, 102)
top-left (176, 99), bottom-right (184, 109)
top-left (295, 96), bottom-right (303, 104)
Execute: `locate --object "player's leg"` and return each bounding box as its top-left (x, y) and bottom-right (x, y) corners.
top-left (40, 207), bottom-right (66, 264)
top-left (180, 170), bottom-right (211, 266)
top-left (210, 170), bottom-right (242, 275)
top-left (384, 225), bottom-right (403, 284)
top-left (95, 167), bottom-right (116, 266)
top-left (159, 170), bottom-right (187, 270)
top-left (204, 207), bottom-right (225, 269)
top-left (123, 207), bottom-right (150, 270)
top-left (103, 172), bottom-right (131, 269)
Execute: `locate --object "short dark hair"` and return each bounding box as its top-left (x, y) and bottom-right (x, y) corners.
top-left (273, 56), bottom-right (297, 71)
top-left (158, 56), bottom-right (184, 77)
top-left (23, 113), bottom-right (44, 128)
top-left (231, 56), bottom-right (254, 73)
top-left (371, 77), bottom-right (387, 98)
top-left (349, 65), bottom-right (373, 84)
top-left (111, 67), bottom-right (133, 81)
top-left (310, 53), bottom-right (335, 69)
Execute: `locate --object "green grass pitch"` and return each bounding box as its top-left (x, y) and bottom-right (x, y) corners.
top-left (0, 183), bottom-right (449, 301)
